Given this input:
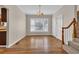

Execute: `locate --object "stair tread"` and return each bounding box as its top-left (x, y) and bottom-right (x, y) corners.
top-left (63, 45), bottom-right (79, 54)
top-left (73, 38), bottom-right (79, 42)
top-left (69, 41), bottom-right (79, 47)
top-left (69, 41), bottom-right (79, 45)
top-left (68, 41), bottom-right (79, 50)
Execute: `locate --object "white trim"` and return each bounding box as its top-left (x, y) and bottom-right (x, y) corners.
top-left (6, 8), bottom-right (9, 48)
top-left (0, 45), bottom-right (6, 47)
top-left (7, 38), bottom-right (22, 48)
top-left (26, 34), bottom-right (52, 36)
top-left (7, 35), bottom-right (26, 48)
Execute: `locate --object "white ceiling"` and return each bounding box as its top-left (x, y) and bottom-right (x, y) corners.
top-left (17, 5), bottom-right (63, 15)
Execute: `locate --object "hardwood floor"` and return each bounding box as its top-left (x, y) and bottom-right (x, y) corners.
top-left (0, 35), bottom-right (67, 54)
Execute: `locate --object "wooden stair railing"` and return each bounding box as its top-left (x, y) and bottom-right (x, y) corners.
top-left (62, 18), bottom-right (77, 44)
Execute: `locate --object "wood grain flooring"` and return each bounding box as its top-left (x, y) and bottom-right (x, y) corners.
top-left (0, 35), bottom-right (67, 54)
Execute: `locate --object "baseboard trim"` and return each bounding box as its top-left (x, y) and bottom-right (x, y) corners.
top-left (7, 35), bottom-right (26, 48)
top-left (26, 35), bottom-right (52, 36)
top-left (0, 45), bottom-right (6, 47)
top-left (51, 35), bottom-right (62, 42)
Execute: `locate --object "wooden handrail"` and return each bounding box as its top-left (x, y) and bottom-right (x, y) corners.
top-left (62, 18), bottom-right (77, 44)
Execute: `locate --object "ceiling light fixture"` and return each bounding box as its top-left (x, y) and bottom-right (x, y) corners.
top-left (37, 5), bottom-right (44, 16)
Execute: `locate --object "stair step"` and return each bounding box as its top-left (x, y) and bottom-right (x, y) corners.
top-left (76, 26), bottom-right (79, 28)
top-left (76, 28), bottom-right (79, 31)
top-left (77, 22), bottom-right (79, 25)
top-left (63, 45), bottom-right (79, 54)
top-left (74, 38), bottom-right (79, 43)
top-left (76, 22), bottom-right (79, 37)
top-left (77, 33), bottom-right (79, 35)
top-left (68, 41), bottom-right (79, 50)
top-left (77, 32), bottom-right (79, 34)
top-left (76, 31), bottom-right (79, 33)
top-left (77, 33), bottom-right (79, 36)
top-left (76, 32), bottom-right (79, 37)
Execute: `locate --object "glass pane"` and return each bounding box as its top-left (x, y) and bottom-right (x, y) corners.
top-left (30, 18), bottom-right (48, 32)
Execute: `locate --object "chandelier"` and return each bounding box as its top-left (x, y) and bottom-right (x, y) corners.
top-left (37, 5), bottom-right (44, 16)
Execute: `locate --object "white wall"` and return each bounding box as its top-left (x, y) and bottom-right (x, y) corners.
top-left (77, 5), bottom-right (79, 11)
top-left (4, 5), bottom-right (26, 47)
top-left (52, 5), bottom-right (75, 44)
top-left (26, 15), bottom-right (52, 35)
top-left (52, 15), bottom-right (63, 40)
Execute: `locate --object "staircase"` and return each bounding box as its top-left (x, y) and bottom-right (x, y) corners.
top-left (63, 20), bottom-right (79, 54)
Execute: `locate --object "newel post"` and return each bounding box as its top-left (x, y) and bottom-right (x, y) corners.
top-left (62, 27), bottom-right (64, 44)
top-left (73, 18), bottom-right (77, 38)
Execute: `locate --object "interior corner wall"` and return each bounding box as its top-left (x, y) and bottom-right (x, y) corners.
top-left (52, 5), bottom-right (75, 44)
top-left (4, 5), bottom-right (26, 47)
